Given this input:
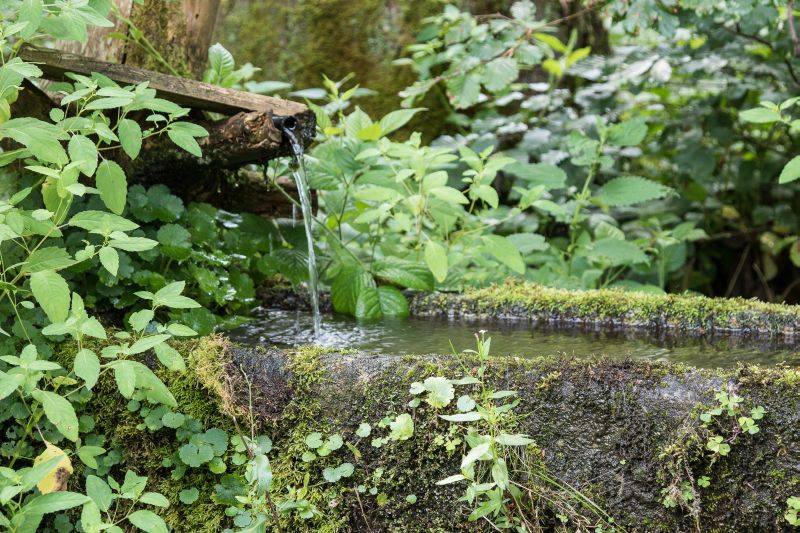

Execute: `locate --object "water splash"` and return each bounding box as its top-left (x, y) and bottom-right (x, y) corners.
top-left (280, 125), bottom-right (321, 337)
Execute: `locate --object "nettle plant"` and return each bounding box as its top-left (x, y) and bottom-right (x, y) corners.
top-left (0, 4), bottom-right (209, 531)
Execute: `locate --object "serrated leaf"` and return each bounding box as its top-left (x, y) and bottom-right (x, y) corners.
top-left (99, 246), bottom-right (119, 276)
top-left (74, 349), bottom-right (100, 389)
top-left (96, 161), bottom-right (127, 215)
top-left (598, 176), bottom-right (672, 206)
top-left (482, 57), bottom-right (518, 92)
top-left (607, 118), bottom-right (647, 146)
top-left (331, 267), bottom-right (374, 315)
top-left (118, 118), bottom-right (142, 159)
top-left (31, 390), bottom-right (79, 441)
top-left (30, 270), bottom-right (70, 323)
top-left (372, 259), bottom-right (434, 290)
top-left (68, 135), bottom-right (98, 176)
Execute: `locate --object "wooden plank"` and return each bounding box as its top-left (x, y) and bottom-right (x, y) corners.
top-left (19, 44), bottom-right (307, 117)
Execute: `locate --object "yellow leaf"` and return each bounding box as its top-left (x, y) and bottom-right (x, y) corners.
top-left (34, 441), bottom-right (73, 494)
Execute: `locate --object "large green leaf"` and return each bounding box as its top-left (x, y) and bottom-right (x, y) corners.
top-left (379, 108), bottom-right (425, 136)
top-left (0, 118), bottom-right (68, 165)
top-left (372, 258), bottom-right (434, 291)
top-left (481, 235), bottom-right (525, 274)
top-left (598, 176), bottom-right (672, 206)
top-left (74, 349), bottom-right (100, 390)
top-left (96, 161), bottom-right (128, 215)
top-left (740, 107), bottom-right (780, 123)
top-left (354, 286), bottom-right (381, 319)
top-left (331, 266), bottom-right (374, 315)
top-left (30, 270), bottom-right (70, 323)
top-left (31, 389), bottom-right (79, 441)
top-left (21, 491), bottom-right (89, 516)
top-left (25, 247), bottom-right (75, 273)
top-left (377, 285), bottom-right (409, 317)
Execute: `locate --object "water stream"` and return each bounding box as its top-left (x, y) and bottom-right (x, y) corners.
top-left (280, 126), bottom-right (321, 337)
top-left (228, 308), bottom-right (800, 368)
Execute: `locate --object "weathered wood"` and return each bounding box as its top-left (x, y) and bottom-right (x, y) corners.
top-left (19, 44), bottom-right (308, 117)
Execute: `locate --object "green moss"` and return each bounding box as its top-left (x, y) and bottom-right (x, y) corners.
top-left (410, 279), bottom-right (800, 335)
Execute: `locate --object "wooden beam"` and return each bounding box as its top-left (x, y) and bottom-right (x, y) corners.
top-left (19, 44), bottom-right (308, 117)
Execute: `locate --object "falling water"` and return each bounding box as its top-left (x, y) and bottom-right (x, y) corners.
top-left (280, 124), bottom-right (321, 337)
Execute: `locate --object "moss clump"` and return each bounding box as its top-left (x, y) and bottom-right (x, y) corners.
top-left (408, 279), bottom-right (800, 336)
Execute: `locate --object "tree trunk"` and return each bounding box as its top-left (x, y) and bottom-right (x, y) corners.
top-left (49, 0), bottom-right (307, 217)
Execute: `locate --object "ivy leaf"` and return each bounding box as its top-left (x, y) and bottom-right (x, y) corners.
top-left (388, 413), bottom-right (414, 441)
top-left (598, 176), bottom-right (672, 206)
top-left (96, 161), bottom-right (128, 215)
top-left (481, 235), bottom-right (525, 274)
top-left (31, 390), bottom-right (79, 441)
top-left (423, 377), bottom-right (454, 408)
top-left (30, 270), bottom-right (70, 323)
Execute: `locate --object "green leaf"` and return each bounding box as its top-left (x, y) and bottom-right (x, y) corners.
top-left (86, 475), bottom-right (113, 512)
top-left (129, 309), bottom-right (154, 332)
top-left (779, 155), bottom-right (800, 184)
top-left (127, 509), bottom-right (168, 533)
top-left (372, 259), bottom-right (434, 290)
top-left (128, 334), bottom-right (171, 355)
top-left (30, 270), bottom-right (70, 323)
top-left (423, 376), bottom-right (454, 408)
top-left (114, 361), bottom-right (136, 398)
top-left (96, 161), bottom-right (128, 215)
top-left (598, 176), bottom-right (672, 206)
top-left (356, 423), bottom-right (371, 438)
top-left (533, 32), bottom-right (567, 52)
top-left (179, 487), bottom-right (199, 504)
top-left (139, 492), bottom-right (169, 508)
top-left (378, 108), bottom-right (425, 136)
top-left (447, 73), bottom-right (481, 109)
top-left (76, 445), bottom-right (105, 469)
top-left (118, 118), bottom-right (143, 159)
top-left (388, 413), bottom-right (414, 441)
top-left (0, 370), bottom-right (25, 399)
top-left (206, 43), bottom-right (235, 84)
top-left (355, 287), bottom-right (381, 319)
top-left (482, 57), bottom-right (518, 92)
top-left (495, 433), bottom-right (535, 446)
top-left (0, 118), bottom-right (68, 165)
top-left (377, 286), bottom-right (409, 317)
top-left (99, 246), bottom-right (119, 276)
top-left (331, 266), bottom-right (374, 315)
top-left (69, 211), bottom-right (139, 232)
top-left (506, 163), bottom-right (566, 189)
top-left (481, 235), bottom-right (525, 274)
top-left (153, 342), bottom-right (185, 372)
top-left (68, 135), bottom-right (98, 176)
top-left (740, 107), bottom-right (781, 123)
top-left (167, 122), bottom-right (207, 157)
top-left (439, 412), bottom-right (482, 422)
top-left (607, 118), bottom-right (648, 146)
top-left (74, 349), bottom-right (100, 389)
top-left (591, 238), bottom-right (648, 265)
top-left (424, 240), bottom-right (448, 283)
top-left (21, 491), bottom-right (88, 516)
top-left (31, 389), bottom-right (79, 441)
top-left (25, 247), bottom-right (75, 273)
top-left (507, 233), bottom-right (548, 254)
